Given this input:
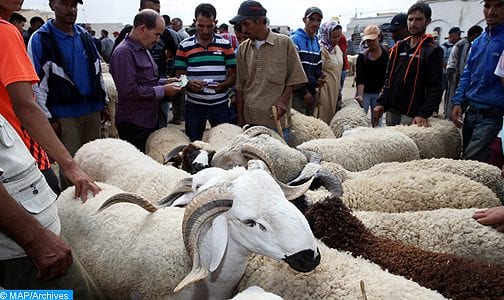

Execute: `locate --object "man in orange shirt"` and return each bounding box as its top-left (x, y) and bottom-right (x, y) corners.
top-left (0, 1), bottom-right (99, 199)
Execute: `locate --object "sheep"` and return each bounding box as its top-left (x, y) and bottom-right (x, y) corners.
top-left (74, 138), bottom-right (189, 203)
top-left (329, 98), bottom-right (371, 138)
top-left (298, 128), bottom-right (420, 172)
top-left (212, 127), bottom-right (308, 183)
top-left (202, 123), bottom-right (243, 151)
top-left (57, 167), bottom-right (320, 299)
top-left (145, 127), bottom-right (191, 164)
top-left (303, 195), bottom-right (504, 300)
top-left (230, 286), bottom-right (283, 300)
top-left (288, 109), bottom-right (335, 147)
top-left (387, 118), bottom-right (462, 159)
top-left (237, 242), bottom-right (446, 299)
top-left (163, 142), bottom-right (216, 174)
top-left (354, 208), bottom-right (504, 264)
top-left (102, 72), bottom-right (118, 138)
top-left (363, 158), bottom-right (504, 203)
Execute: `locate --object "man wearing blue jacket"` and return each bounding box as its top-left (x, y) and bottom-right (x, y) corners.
top-left (451, 0), bottom-right (504, 162)
top-left (291, 7), bottom-right (324, 116)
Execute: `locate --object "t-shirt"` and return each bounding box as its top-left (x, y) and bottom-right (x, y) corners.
top-left (0, 19), bottom-right (51, 171)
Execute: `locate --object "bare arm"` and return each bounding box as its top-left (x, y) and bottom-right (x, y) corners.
top-left (7, 82), bottom-right (100, 201)
top-left (0, 183), bottom-right (72, 280)
top-left (236, 90), bottom-right (245, 127)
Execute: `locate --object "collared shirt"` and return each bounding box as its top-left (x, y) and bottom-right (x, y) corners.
top-left (174, 34), bottom-right (236, 106)
top-left (110, 35), bottom-right (166, 129)
top-left (452, 25), bottom-right (504, 109)
top-left (236, 30), bottom-right (307, 129)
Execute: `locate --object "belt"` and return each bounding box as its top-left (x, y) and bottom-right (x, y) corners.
top-left (466, 106), bottom-right (504, 119)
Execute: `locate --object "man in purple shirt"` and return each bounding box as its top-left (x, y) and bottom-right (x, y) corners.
top-left (110, 9), bottom-right (181, 152)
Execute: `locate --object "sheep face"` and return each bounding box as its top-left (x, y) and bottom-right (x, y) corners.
top-left (226, 169), bottom-right (321, 273)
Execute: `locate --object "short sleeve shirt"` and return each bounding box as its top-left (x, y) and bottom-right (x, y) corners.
top-left (236, 31), bottom-right (307, 129)
top-left (0, 19), bottom-right (51, 171)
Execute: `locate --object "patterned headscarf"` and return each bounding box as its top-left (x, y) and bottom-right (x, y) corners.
top-left (319, 20), bottom-right (340, 52)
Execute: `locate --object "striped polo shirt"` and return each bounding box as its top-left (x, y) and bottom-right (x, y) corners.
top-left (174, 34), bottom-right (236, 106)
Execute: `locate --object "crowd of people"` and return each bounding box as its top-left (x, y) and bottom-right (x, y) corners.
top-left (0, 0), bottom-right (503, 295)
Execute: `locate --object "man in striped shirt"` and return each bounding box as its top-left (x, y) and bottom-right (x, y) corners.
top-left (175, 3), bottom-right (236, 141)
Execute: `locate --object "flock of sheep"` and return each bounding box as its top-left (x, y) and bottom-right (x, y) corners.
top-left (52, 70), bottom-right (504, 299)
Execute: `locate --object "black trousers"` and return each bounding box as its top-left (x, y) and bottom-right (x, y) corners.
top-left (116, 121), bottom-right (157, 153)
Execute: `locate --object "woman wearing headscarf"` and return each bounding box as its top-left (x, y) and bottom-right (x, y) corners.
top-left (318, 20), bottom-right (344, 124)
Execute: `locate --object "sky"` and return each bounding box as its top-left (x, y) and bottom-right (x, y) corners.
top-left (23, 0), bottom-right (414, 30)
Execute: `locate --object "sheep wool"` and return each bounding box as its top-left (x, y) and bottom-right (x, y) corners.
top-left (387, 118), bottom-right (462, 159)
top-left (230, 286), bottom-right (284, 300)
top-left (289, 109), bottom-right (336, 147)
top-left (298, 128), bottom-right (420, 171)
top-left (329, 101), bottom-right (371, 138)
top-left (237, 242), bottom-right (446, 300)
top-left (57, 183), bottom-right (191, 299)
top-left (102, 72), bottom-right (118, 138)
top-left (341, 170), bottom-right (500, 212)
top-left (202, 123), bottom-right (243, 151)
top-left (74, 138), bottom-right (189, 203)
top-left (363, 158), bottom-right (504, 203)
top-left (145, 127), bottom-right (191, 164)
top-left (354, 208), bottom-right (504, 264)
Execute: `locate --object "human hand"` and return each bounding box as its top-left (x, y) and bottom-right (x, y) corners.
top-left (303, 93), bottom-right (314, 106)
top-left (24, 229), bottom-right (73, 280)
top-left (355, 95), bottom-right (363, 106)
top-left (187, 80), bottom-right (206, 92)
top-left (274, 100), bottom-right (287, 119)
top-left (164, 84), bottom-right (182, 97)
top-left (412, 116), bottom-right (430, 127)
top-left (165, 77), bottom-right (181, 84)
top-left (63, 163), bottom-right (100, 202)
top-left (100, 106), bottom-right (111, 124)
top-left (473, 206), bottom-right (504, 232)
top-left (451, 105), bottom-right (463, 128)
top-left (372, 106), bottom-right (385, 127)
top-left (317, 74), bottom-right (327, 88)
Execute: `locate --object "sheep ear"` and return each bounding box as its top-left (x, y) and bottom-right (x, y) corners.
top-left (209, 214), bottom-right (228, 272)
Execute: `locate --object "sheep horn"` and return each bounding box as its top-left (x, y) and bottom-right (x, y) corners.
top-left (97, 193), bottom-right (158, 213)
top-left (173, 184), bottom-right (234, 292)
top-left (242, 125), bottom-right (275, 138)
top-left (163, 144), bottom-right (188, 165)
top-left (242, 144), bottom-right (313, 200)
top-left (158, 177), bottom-right (194, 207)
top-left (313, 170), bottom-right (344, 198)
top-left (298, 149), bottom-right (322, 164)
top-left (247, 159), bottom-right (269, 171)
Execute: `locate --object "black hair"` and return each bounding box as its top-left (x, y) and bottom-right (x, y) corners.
top-left (9, 12), bottom-right (26, 24)
top-left (134, 9), bottom-right (160, 29)
top-left (407, 1), bottom-right (432, 20)
top-left (140, 0), bottom-right (159, 9)
top-left (162, 15), bottom-right (170, 24)
top-left (194, 3), bottom-right (217, 19)
top-left (467, 25), bottom-right (483, 37)
top-left (30, 16), bottom-right (44, 26)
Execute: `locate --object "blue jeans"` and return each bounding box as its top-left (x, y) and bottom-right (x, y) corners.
top-left (462, 109), bottom-right (503, 162)
top-left (185, 102), bottom-right (230, 141)
top-left (385, 111), bottom-right (414, 126)
top-left (339, 70), bottom-right (348, 97)
top-left (362, 93), bottom-right (382, 127)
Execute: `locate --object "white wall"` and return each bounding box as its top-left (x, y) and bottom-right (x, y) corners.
top-left (427, 0), bottom-right (485, 38)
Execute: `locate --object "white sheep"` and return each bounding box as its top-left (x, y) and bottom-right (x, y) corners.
top-left (57, 168), bottom-right (320, 299)
top-left (102, 72), bottom-right (118, 138)
top-left (354, 208), bottom-right (504, 264)
top-left (74, 138), bottom-right (189, 203)
top-left (329, 98), bottom-right (371, 138)
top-left (230, 286), bottom-right (283, 300)
top-left (288, 109), bottom-right (335, 147)
top-left (387, 118), bottom-right (462, 159)
top-left (298, 128), bottom-right (420, 172)
top-left (202, 123), bottom-right (243, 151)
top-left (237, 242), bottom-right (446, 300)
top-left (145, 127), bottom-right (191, 164)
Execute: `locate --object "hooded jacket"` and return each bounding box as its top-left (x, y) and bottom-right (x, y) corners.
top-left (291, 28), bottom-right (323, 96)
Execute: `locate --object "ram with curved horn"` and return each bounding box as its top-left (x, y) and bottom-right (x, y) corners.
top-left (57, 168), bottom-right (320, 299)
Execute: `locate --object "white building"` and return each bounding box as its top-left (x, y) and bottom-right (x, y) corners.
top-left (425, 0), bottom-right (485, 39)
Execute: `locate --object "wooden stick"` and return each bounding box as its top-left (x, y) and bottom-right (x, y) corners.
top-left (271, 106), bottom-right (284, 140)
top-left (360, 280), bottom-right (367, 300)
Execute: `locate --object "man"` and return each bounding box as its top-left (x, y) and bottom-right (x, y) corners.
top-left (231, 0), bottom-right (307, 140)
top-left (110, 9), bottom-right (181, 152)
top-left (436, 26), bottom-right (463, 117)
top-left (374, 2), bottom-right (443, 127)
top-left (451, 0), bottom-right (504, 163)
top-left (383, 12), bottom-right (409, 43)
top-left (100, 29), bottom-right (114, 62)
top-left (444, 25), bottom-right (483, 120)
top-left (8, 11), bottom-right (25, 34)
top-left (23, 16), bottom-right (44, 46)
top-left (218, 23), bottom-right (238, 49)
top-left (175, 3), bottom-right (236, 141)
top-left (28, 0), bottom-right (108, 188)
top-left (347, 33), bottom-right (357, 55)
top-left (113, 0), bottom-right (179, 127)
top-left (290, 7), bottom-right (324, 116)
top-left (171, 17), bottom-right (190, 40)
top-left (84, 24), bottom-right (102, 57)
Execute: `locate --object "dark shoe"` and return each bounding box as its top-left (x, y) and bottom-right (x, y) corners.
top-left (169, 119), bottom-right (182, 125)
